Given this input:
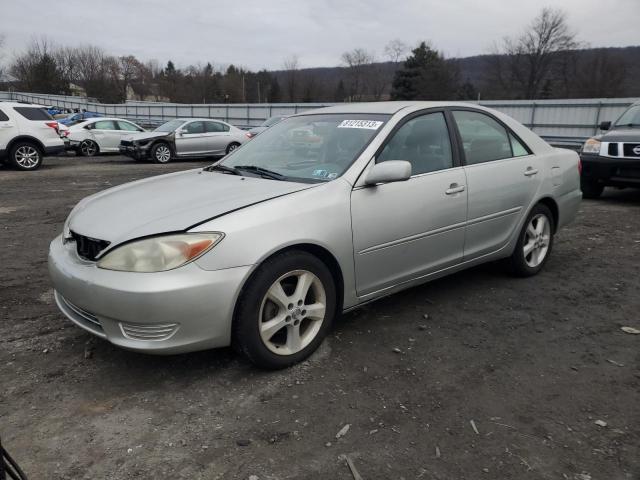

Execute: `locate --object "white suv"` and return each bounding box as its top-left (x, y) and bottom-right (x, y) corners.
top-left (0, 102), bottom-right (66, 171)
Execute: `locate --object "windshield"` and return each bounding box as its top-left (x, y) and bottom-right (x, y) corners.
top-left (154, 119), bottom-right (186, 132)
top-left (220, 114), bottom-right (389, 183)
top-left (615, 105), bottom-right (640, 127)
top-left (262, 116), bottom-right (286, 127)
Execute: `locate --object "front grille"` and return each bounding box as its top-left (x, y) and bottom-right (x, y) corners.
top-left (71, 231), bottom-right (110, 261)
top-left (119, 322), bottom-right (179, 341)
top-left (608, 143), bottom-right (619, 156)
top-left (623, 143), bottom-right (640, 158)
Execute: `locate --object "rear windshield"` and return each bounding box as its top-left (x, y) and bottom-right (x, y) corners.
top-left (14, 107), bottom-right (54, 121)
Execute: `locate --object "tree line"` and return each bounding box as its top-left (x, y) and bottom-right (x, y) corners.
top-left (0, 8), bottom-right (633, 104)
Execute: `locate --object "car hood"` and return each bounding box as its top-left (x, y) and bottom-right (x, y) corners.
top-left (598, 128), bottom-right (640, 142)
top-left (123, 131), bottom-right (171, 142)
top-left (68, 169), bottom-right (314, 247)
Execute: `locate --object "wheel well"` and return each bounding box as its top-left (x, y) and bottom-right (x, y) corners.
top-left (7, 136), bottom-right (45, 155)
top-left (237, 243), bottom-right (345, 318)
top-left (537, 197), bottom-right (559, 232)
top-left (150, 139), bottom-right (173, 154)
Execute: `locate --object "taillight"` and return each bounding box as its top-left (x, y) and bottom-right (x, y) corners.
top-left (578, 158), bottom-right (582, 175)
top-left (45, 121), bottom-right (59, 132)
top-left (245, 132), bottom-right (254, 139)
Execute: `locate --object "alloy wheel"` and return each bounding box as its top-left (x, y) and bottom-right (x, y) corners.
top-left (14, 146), bottom-right (40, 169)
top-left (155, 145), bottom-right (171, 162)
top-left (80, 140), bottom-right (97, 156)
top-left (523, 213), bottom-right (551, 268)
top-left (259, 270), bottom-right (327, 356)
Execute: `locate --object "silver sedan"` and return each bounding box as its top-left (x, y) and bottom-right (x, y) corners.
top-left (48, 102), bottom-right (581, 369)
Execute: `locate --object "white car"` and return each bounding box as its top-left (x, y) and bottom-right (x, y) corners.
top-left (67, 118), bottom-right (145, 156)
top-left (0, 102), bottom-right (66, 170)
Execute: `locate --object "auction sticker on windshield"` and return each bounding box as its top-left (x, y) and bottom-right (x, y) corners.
top-left (337, 120), bottom-right (384, 130)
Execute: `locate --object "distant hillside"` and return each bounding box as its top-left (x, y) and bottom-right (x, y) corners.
top-left (271, 46), bottom-right (640, 101)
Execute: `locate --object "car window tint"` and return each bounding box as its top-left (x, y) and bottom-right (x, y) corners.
top-left (13, 107), bottom-right (53, 121)
top-left (184, 121), bottom-right (205, 134)
top-left (117, 121), bottom-right (140, 131)
top-left (377, 112), bottom-right (453, 175)
top-left (93, 120), bottom-right (118, 130)
top-left (453, 110), bottom-right (512, 164)
top-left (205, 121), bottom-right (224, 133)
top-left (0, 109), bottom-right (9, 121)
top-left (510, 133), bottom-right (529, 157)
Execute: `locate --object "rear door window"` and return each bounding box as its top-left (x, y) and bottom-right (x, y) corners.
top-left (13, 107), bottom-right (53, 121)
top-left (117, 121), bottom-right (141, 131)
top-left (93, 120), bottom-right (118, 130)
top-left (205, 121), bottom-right (229, 133)
top-left (452, 110), bottom-right (513, 164)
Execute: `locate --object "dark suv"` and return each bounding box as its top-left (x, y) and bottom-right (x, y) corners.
top-left (579, 102), bottom-right (640, 198)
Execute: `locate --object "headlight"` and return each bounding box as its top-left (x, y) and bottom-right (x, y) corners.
top-left (62, 216), bottom-right (72, 242)
top-left (582, 138), bottom-right (601, 154)
top-left (97, 233), bottom-right (223, 272)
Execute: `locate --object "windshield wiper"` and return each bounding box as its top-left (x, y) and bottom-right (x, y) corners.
top-left (203, 164), bottom-right (242, 175)
top-left (235, 165), bottom-right (287, 180)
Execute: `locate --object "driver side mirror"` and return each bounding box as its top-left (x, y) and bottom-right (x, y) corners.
top-left (176, 129), bottom-right (185, 136)
top-left (365, 160), bottom-right (412, 186)
top-left (599, 121), bottom-right (611, 131)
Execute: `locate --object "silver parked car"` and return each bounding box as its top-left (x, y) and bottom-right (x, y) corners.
top-left (67, 118), bottom-right (145, 156)
top-left (49, 102), bottom-right (581, 369)
top-left (119, 118), bottom-right (248, 163)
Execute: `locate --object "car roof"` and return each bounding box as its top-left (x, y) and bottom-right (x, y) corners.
top-left (300, 101), bottom-right (483, 115)
top-left (172, 117), bottom-right (229, 123)
top-left (0, 101), bottom-right (50, 108)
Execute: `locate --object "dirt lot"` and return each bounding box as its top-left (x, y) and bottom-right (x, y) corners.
top-left (0, 155), bottom-right (638, 480)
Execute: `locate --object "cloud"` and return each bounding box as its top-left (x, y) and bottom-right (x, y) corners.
top-left (1, 0), bottom-right (638, 70)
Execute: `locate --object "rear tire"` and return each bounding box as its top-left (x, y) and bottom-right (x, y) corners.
top-left (509, 203), bottom-right (554, 277)
top-left (233, 251), bottom-right (336, 369)
top-left (580, 179), bottom-right (604, 199)
top-left (226, 142), bottom-right (240, 155)
top-left (9, 142), bottom-right (43, 171)
top-left (78, 139), bottom-right (99, 157)
top-left (151, 143), bottom-right (172, 163)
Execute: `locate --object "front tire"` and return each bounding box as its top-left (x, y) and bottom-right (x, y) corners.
top-left (78, 139), bottom-right (99, 157)
top-left (509, 203), bottom-right (555, 277)
top-left (233, 251), bottom-right (337, 369)
top-left (10, 142), bottom-right (43, 170)
top-left (151, 143), bottom-right (172, 163)
top-left (581, 179), bottom-right (604, 199)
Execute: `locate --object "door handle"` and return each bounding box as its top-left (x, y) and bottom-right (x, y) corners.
top-left (445, 183), bottom-right (466, 195)
top-left (524, 167), bottom-right (539, 176)
top-left (0, 124), bottom-right (13, 129)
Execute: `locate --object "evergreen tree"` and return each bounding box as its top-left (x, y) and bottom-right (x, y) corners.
top-left (457, 80), bottom-right (478, 100)
top-left (334, 79), bottom-right (347, 102)
top-left (269, 76), bottom-right (281, 103)
top-left (390, 42), bottom-right (458, 100)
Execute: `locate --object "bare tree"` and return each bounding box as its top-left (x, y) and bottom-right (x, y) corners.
top-left (384, 39), bottom-right (408, 63)
top-left (488, 8), bottom-right (579, 99)
top-left (282, 55), bottom-right (299, 102)
top-left (0, 34), bottom-right (5, 81)
top-left (341, 48), bottom-right (375, 101)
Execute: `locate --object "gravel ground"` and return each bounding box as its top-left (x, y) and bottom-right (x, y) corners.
top-left (1, 155), bottom-right (639, 480)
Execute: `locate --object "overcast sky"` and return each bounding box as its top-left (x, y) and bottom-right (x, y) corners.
top-left (1, 0), bottom-right (638, 70)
